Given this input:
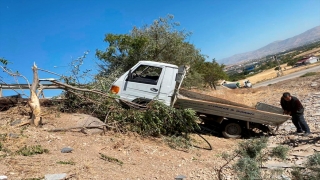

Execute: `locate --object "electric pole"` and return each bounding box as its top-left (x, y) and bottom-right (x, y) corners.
top-left (273, 55), bottom-right (283, 76)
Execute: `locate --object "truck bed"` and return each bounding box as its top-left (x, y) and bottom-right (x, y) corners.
top-left (175, 90), bottom-right (290, 126)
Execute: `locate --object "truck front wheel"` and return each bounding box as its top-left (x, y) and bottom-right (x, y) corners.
top-left (222, 122), bottom-right (242, 139)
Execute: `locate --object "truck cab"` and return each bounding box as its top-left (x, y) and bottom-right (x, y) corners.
top-left (110, 61), bottom-right (179, 106)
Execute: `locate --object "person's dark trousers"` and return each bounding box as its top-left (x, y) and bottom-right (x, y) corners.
top-left (292, 114), bottom-right (310, 133)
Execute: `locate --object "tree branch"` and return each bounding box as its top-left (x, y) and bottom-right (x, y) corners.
top-left (47, 124), bottom-right (114, 132)
top-left (0, 65), bottom-right (31, 89)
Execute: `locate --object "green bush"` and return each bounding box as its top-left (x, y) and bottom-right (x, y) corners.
top-left (234, 157), bottom-right (261, 180)
top-left (164, 135), bottom-right (192, 150)
top-left (271, 145), bottom-right (290, 160)
top-left (291, 153), bottom-right (320, 180)
top-left (108, 101), bottom-right (200, 137)
top-left (307, 152), bottom-right (320, 166)
top-left (16, 145), bottom-right (49, 156)
top-left (236, 137), bottom-right (268, 159)
top-left (219, 137), bottom-right (293, 180)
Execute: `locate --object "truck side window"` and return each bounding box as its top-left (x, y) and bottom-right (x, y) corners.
top-left (128, 65), bottom-right (162, 85)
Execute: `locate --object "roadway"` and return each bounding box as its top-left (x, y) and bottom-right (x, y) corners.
top-left (253, 65), bottom-right (320, 88)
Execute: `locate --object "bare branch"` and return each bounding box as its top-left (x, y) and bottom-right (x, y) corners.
top-left (49, 80), bottom-right (147, 109)
top-left (0, 79), bottom-right (28, 97)
top-left (38, 67), bottom-right (64, 77)
top-left (47, 124), bottom-right (114, 132)
top-left (0, 65), bottom-right (31, 89)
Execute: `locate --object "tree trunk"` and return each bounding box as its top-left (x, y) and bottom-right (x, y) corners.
top-left (28, 63), bottom-right (41, 126)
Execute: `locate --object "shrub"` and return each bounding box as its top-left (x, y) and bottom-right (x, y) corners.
top-left (99, 153), bottom-right (123, 166)
top-left (107, 101), bottom-right (200, 137)
top-left (291, 153), bottom-right (320, 180)
top-left (16, 145), bottom-right (49, 156)
top-left (271, 145), bottom-right (290, 160)
top-left (234, 157), bottom-right (261, 180)
top-left (236, 137), bottom-right (268, 159)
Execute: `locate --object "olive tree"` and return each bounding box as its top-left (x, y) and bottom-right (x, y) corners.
top-left (96, 15), bottom-right (226, 89)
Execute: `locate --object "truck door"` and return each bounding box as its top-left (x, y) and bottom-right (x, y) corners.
top-left (121, 64), bottom-right (164, 103)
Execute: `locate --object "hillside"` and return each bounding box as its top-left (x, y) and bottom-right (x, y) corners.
top-left (220, 25), bottom-right (320, 64)
top-left (0, 70), bottom-right (320, 179)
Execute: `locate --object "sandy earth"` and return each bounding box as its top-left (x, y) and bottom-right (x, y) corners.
top-left (0, 111), bottom-right (239, 180)
top-left (0, 65), bottom-right (320, 180)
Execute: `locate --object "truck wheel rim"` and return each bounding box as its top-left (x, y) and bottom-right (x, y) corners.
top-left (226, 123), bottom-right (241, 135)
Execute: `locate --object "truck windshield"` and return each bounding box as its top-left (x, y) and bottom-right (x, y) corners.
top-left (128, 65), bottom-right (162, 85)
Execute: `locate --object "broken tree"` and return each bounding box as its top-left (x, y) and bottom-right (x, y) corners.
top-left (28, 63), bottom-right (42, 126)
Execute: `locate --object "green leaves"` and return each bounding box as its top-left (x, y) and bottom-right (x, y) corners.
top-left (104, 101), bottom-right (200, 137)
top-left (0, 57), bottom-right (8, 65)
top-left (234, 158), bottom-right (260, 180)
top-left (196, 59), bottom-right (228, 89)
top-left (16, 145), bottom-right (49, 156)
top-left (307, 152), bottom-right (320, 167)
top-left (291, 153), bottom-right (320, 179)
top-left (271, 145), bottom-right (289, 160)
top-left (236, 137), bottom-right (268, 159)
top-left (96, 15), bottom-right (228, 89)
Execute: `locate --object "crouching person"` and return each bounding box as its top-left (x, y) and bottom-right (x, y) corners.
top-left (280, 92), bottom-right (311, 136)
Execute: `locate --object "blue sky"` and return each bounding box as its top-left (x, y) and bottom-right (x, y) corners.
top-left (0, 0), bottom-right (319, 96)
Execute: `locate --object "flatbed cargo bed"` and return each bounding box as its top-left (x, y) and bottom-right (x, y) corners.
top-left (175, 89), bottom-right (290, 126)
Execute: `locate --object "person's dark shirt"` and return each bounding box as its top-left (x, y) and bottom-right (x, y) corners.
top-left (280, 96), bottom-right (304, 115)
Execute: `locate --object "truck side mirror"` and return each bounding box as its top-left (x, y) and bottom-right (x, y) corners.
top-left (176, 65), bottom-right (189, 83)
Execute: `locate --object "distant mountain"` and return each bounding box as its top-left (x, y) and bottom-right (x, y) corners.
top-left (220, 25), bottom-right (320, 65)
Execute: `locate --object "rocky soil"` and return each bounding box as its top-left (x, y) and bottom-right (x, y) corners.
top-left (0, 73), bottom-right (320, 180)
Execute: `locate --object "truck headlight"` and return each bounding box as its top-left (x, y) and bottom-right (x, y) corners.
top-left (110, 85), bottom-right (120, 94)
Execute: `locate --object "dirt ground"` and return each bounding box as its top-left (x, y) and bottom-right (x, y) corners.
top-left (0, 65), bottom-right (320, 180)
top-left (0, 110), bottom-right (239, 180)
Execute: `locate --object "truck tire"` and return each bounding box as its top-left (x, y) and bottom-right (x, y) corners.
top-left (222, 122), bottom-right (242, 139)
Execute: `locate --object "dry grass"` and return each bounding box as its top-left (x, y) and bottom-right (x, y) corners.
top-left (293, 47), bottom-right (320, 58)
top-left (238, 62), bottom-right (320, 85)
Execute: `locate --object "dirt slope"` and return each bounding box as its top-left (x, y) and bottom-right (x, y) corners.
top-left (0, 71), bottom-right (320, 180)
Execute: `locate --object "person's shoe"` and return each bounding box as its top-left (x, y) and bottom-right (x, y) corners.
top-left (295, 131), bottom-right (304, 135)
top-left (303, 132), bottom-right (311, 136)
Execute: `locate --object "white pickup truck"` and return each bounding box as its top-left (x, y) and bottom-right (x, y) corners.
top-left (110, 61), bottom-right (290, 138)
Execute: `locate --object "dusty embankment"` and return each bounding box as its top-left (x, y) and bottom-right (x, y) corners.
top-left (0, 71), bottom-right (319, 180)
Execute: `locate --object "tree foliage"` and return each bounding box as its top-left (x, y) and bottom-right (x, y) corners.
top-left (107, 101), bottom-right (200, 137)
top-left (57, 52), bottom-right (200, 141)
top-left (96, 15), bottom-right (227, 89)
top-left (0, 57), bottom-right (8, 66)
top-left (196, 59), bottom-right (227, 89)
